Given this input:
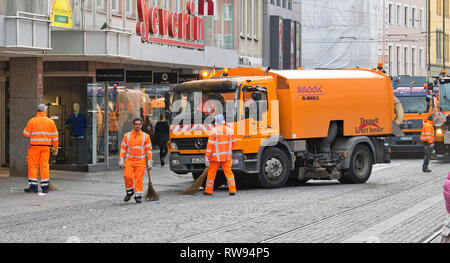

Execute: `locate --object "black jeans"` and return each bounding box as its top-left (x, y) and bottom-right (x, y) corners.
top-left (422, 142), bottom-right (432, 170)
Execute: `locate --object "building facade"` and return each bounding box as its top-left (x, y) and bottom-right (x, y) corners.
top-left (381, 0), bottom-right (427, 77)
top-left (263, 0), bottom-right (302, 69)
top-left (238, 0), bottom-right (263, 67)
top-left (301, 0), bottom-right (381, 69)
top-left (428, 0), bottom-right (450, 77)
top-left (0, 0), bottom-right (242, 175)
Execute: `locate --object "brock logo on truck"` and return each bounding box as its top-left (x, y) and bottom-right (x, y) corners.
top-left (297, 85), bottom-right (323, 101)
top-left (355, 117), bottom-right (385, 134)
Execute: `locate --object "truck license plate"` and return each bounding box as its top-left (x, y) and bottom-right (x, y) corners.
top-left (400, 136), bottom-right (412, 141)
top-left (191, 157), bottom-right (205, 164)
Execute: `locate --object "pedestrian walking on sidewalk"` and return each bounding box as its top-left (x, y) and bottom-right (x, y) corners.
top-left (420, 115), bottom-right (434, 173)
top-left (441, 172), bottom-right (450, 243)
top-left (119, 118), bottom-right (153, 203)
top-left (154, 113), bottom-right (169, 167)
top-left (204, 114), bottom-right (236, 196)
top-left (23, 104), bottom-right (59, 193)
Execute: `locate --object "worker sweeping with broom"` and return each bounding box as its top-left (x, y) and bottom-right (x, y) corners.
top-left (119, 118), bottom-right (154, 203)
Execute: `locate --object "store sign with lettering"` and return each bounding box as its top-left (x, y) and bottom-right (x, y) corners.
top-left (136, 0), bottom-right (214, 49)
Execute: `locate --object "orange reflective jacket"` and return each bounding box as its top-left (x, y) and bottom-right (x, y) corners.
top-left (120, 130), bottom-right (152, 161)
top-left (420, 120), bottom-right (434, 144)
top-left (23, 112), bottom-right (59, 148)
top-left (205, 124), bottom-right (235, 162)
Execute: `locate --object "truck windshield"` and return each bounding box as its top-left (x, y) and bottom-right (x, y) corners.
top-left (397, 96), bottom-right (429, 114)
top-left (170, 89), bottom-right (238, 125)
top-left (440, 82), bottom-right (450, 111)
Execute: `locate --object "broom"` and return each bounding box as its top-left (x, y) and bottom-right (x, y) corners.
top-left (182, 168), bottom-right (208, 195)
top-left (145, 168), bottom-right (159, 201)
top-left (48, 149), bottom-right (61, 191)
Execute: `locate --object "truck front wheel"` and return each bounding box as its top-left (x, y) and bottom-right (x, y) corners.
top-left (339, 144), bottom-right (373, 184)
top-left (257, 148), bottom-right (290, 188)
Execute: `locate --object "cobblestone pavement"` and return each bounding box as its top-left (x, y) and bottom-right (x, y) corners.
top-left (0, 156), bottom-right (448, 243)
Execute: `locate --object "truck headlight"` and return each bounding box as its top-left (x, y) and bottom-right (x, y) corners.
top-left (437, 128), bottom-right (443, 135)
top-left (232, 159), bottom-right (239, 165)
top-left (171, 160), bottom-right (180, 165)
top-left (170, 142), bottom-right (178, 150)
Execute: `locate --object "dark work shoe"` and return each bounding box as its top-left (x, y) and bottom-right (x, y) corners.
top-left (134, 196), bottom-right (142, 203)
top-left (229, 192), bottom-right (235, 196)
top-left (203, 192), bottom-right (212, 196)
top-left (423, 167), bottom-right (432, 173)
top-left (124, 193), bottom-right (133, 202)
top-left (161, 160), bottom-right (165, 167)
top-left (24, 187), bottom-right (38, 193)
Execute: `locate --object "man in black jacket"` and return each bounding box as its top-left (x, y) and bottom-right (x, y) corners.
top-left (155, 114), bottom-right (170, 166)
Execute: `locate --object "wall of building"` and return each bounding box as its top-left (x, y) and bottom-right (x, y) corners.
top-left (428, 0), bottom-right (450, 76)
top-left (383, 0), bottom-right (427, 77)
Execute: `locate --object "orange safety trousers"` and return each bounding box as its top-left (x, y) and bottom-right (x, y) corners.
top-left (205, 160), bottom-right (236, 194)
top-left (26, 146), bottom-right (50, 188)
top-left (124, 160), bottom-right (146, 197)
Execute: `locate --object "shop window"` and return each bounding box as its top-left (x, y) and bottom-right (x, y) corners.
top-left (224, 4), bottom-right (233, 21)
top-left (97, 0), bottom-right (105, 12)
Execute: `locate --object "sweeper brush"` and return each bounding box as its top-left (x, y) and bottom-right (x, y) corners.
top-left (145, 168), bottom-right (159, 201)
top-left (182, 168), bottom-right (208, 195)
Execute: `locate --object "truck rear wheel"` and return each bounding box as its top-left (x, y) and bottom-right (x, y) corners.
top-left (339, 144), bottom-right (373, 184)
top-left (257, 148), bottom-right (290, 188)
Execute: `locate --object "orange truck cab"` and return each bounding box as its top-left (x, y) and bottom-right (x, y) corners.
top-left (389, 84), bottom-right (432, 154)
top-left (167, 67), bottom-right (401, 188)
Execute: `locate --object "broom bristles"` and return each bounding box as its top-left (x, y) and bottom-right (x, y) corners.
top-left (145, 169), bottom-right (160, 201)
top-left (182, 168), bottom-right (208, 195)
top-left (48, 181), bottom-right (61, 191)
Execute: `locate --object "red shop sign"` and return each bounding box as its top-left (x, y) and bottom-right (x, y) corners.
top-left (136, 0), bottom-right (214, 49)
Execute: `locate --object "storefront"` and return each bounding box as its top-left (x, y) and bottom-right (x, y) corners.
top-left (4, 0), bottom-right (241, 176)
top-left (40, 62), bottom-right (203, 171)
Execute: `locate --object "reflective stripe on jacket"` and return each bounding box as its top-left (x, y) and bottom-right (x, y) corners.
top-left (420, 120), bottom-right (434, 144)
top-left (120, 130), bottom-right (152, 161)
top-left (205, 124), bottom-right (235, 162)
top-left (23, 112), bottom-right (59, 148)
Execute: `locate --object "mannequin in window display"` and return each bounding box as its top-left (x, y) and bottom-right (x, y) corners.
top-left (65, 103), bottom-right (87, 163)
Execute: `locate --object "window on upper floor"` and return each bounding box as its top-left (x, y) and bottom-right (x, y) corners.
top-left (388, 3), bottom-right (393, 25)
top-left (420, 8), bottom-right (425, 30)
top-left (412, 7), bottom-right (416, 28)
top-left (404, 6), bottom-right (409, 27)
top-left (397, 4), bottom-right (402, 26)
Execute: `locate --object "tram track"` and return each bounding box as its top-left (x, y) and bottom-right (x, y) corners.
top-left (172, 162), bottom-right (446, 243)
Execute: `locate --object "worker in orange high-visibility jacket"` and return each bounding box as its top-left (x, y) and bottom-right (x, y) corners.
top-left (420, 115), bottom-right (435, 173)
top-left (204, 114), bottom-right (236, 195)
top-left (119, 118), bottom-right (152, 203)
top-left (23, 104), bottom-right (59, 193)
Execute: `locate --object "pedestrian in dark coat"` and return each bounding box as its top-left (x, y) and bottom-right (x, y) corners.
top-left (154, 114), bottom-right (170, 166)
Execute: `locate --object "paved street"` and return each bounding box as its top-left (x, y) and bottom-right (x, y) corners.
top-left (0, 156), bottom-right (448, 243)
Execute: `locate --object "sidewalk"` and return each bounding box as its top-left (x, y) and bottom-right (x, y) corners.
top-left (0, 162), bottom-right (193, 217)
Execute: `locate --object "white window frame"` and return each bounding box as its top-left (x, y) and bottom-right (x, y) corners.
top-left (411, 6), bottom-right (417, 28)
top-left (419, 47), bottom-right (425, 69)
top-left (97, 0), bottom-right (105, 11)
top-left (411, 47), bottom-right (417, 76)
top-left (396, 4), bottom-right (402, 26)
top-left (404, 46), bottom-right (409, 75)
top-left (388, 2), bottom-right (394, 25)
top-left (112, 0), bottom-right (119, 14)
top-left (404, 5), bottom-right (409, 27)
top-left (396, 45), bottom-right (402, 75)
top-left (388, 44), bottom-right (393, 75)
top-left (420, 8), bottom-right (425, 30)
